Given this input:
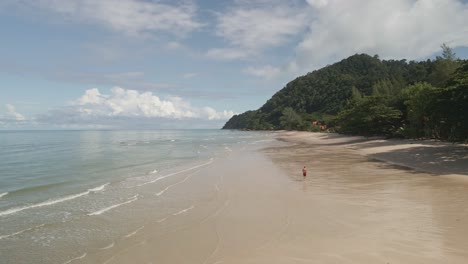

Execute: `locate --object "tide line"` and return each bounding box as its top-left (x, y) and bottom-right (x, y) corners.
top-left (173, 205), bottom-right (195, 216)
top-left (156, 217), bottom-right (167, 223)
top-left (124, 225), bottom-right (145, 238)
top-left (87, 194), bottom-right (139, 216)
top-left (0, 224), bottom-right (45, 240)
top-left (136, 158), bottom-right (213, 188)
top-left (155, 171), bottom-right (197, 197)
top-left (62, 253), bottom-right (87, 264)
top-left (98, 242), bottom-right (115, 250)
top-left (0, 183), bottom-right (110, 217)
top-left (0, 192), bottom-right (8, 199)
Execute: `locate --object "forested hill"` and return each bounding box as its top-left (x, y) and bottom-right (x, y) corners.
top-left (223, 47), bottom-right (468, 142)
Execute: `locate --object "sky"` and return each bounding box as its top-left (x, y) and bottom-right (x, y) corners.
top-left (1, 0), bottom-right (468, 129)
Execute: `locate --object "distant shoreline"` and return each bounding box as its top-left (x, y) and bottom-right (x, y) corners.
top-left (268, 131), bottom-right (468, 178)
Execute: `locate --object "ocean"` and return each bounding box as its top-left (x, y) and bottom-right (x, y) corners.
top-left (0, 130), bottom-right (274, 263)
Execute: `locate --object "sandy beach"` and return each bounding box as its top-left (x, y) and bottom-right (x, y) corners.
top-left (84, 131), bottom-right (468, 264)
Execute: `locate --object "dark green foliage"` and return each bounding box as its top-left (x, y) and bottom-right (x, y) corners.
top-left (427, 44), bottom-right (461, 87)
top-left (279, 107), bottom-right (304, 130)
top-left (400, 82), bottom-right (438, 138)
top-left (336, 96), bottom-right (402, 136)
top-left (428, 62), bottom-right (468, 141)
top-left (223, 47), bottom-right (467, 141)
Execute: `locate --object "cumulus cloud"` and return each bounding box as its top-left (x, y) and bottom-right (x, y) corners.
top-left (13, 0), bottom-right (202, 36)
top-left (73, 87), bottom-right (235, 120)
top-left (5, 104), bottom-right (25, 121)
top-left (295, 0), bottom-right (468, 70)
top-left (29, 87), bottom-right (236, 129)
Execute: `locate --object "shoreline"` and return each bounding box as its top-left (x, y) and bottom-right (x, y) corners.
top-left (33, 131), bottom-right (468, 264)
top-left (270, 131), bottom-right (468, 177)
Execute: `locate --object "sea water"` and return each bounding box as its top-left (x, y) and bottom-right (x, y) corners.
top-left (0, 130), bottom-right (274, 263)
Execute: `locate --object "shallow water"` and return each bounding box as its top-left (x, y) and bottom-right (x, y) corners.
top-left (0, 130), bottom-right (275, 264)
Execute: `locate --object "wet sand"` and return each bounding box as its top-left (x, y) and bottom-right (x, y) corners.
top-left (86, 132), bottom-right (468, 264)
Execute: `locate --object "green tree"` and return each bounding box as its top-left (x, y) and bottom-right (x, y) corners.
top-left (279, 107), bottom-right (303, 130)
top-left (401, 82), bottom-right (437, 138)
top-left (336, 96), bottom-right (402, 136)
top-left (428, 44), bottom-right (460, 87)
top-left (430, 61), bottom-right (468, 141)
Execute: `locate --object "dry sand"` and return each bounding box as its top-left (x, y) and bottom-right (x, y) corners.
top-left (86, 132), bottom-right (468, 264)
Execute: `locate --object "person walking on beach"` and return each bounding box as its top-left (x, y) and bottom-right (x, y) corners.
top-left (302, 166), bottom-right (307, 178)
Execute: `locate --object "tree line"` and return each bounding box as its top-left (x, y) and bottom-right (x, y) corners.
top-left (222, 45), bottom-right (468, 142)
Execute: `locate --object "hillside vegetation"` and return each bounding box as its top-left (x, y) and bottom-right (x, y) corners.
top-left (223, 45), bottom-right (468, 142)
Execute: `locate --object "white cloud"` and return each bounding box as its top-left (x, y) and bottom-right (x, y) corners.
top-left (205, 48), bottom-right (253, 60)
top-left (294, 0), bottom-right (468, 71)
top-left (21, 0), bottom-right (202, 36)
top-left (26, 87), bottom-right (236, 129)
top-left (306, 0), bottom-right (329, 8)
top-left (210, 1), bottom-right (308, 60)
top-left (220, 0), bottom-right (468, 79)
top-left (182, 72), bottom-right (198, 79)
top-left (73, 87), bottom-right (234, 120)
top-left (166, 41), bottom-right (184, 50)
top-left (243, 65), bottom-right (281, 80)
top-left (5, 104), bottom-right (25, 121)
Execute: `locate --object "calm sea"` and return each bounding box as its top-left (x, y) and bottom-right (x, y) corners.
top-left (0, 130), bottom-right (274, 263)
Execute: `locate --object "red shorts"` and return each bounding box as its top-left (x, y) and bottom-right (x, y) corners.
top-left (303, 172), bottom-right (307, 176)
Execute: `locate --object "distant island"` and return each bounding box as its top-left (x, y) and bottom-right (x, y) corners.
top-left (223, 45), bottom-right (468, 142)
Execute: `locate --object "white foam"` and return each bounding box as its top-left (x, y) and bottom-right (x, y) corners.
top-left (89, 183), bottom-right (110, 192)
top-left (0, 183), bottom-right (109, 217)
top-left (0, 192), bottom-right (8, 199)
top-left (249, 139), bottom-right (273, 144)
top-left (136, 159), bottom-right (213, 188)
top-left (87, 194), bottom-right (139, 216)
top-left (99, 242), bottom-right (115, 250)
top-left (224, 147), bottom-right (232, 152)
top-left (155, 188), bottom-right (168, 197)
top-left (155, 172), bottom-right (195, 197)
top-left (0, 224), bottom-right (45, 240)
top-left (124, 226), bottom-right (144, 238)
top-left (156, 217), bottom-right (167, 223)
top-left (63, 253), bottom-right (87, 264)
top-left (150, 169), bottom-right (158, 174)
top-left (173, 205), bottom-right (195, 216)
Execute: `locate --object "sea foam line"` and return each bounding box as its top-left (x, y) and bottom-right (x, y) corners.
top-left (87, 194), bottom-right (139, 216)
top-left (124, 225), bottom-right (144, 238)
top-left (0, 183), bottom-right (110, 217)
top-left (0, 192), bottom-right (8, 199)
top-left (63, 253), bottom-right (87, 264)
top-left (99, 242), bottom-right (115, 250)
top-left (156, 217), bottom-right (167, 223)
top-left (136, 158), bottom-right (213, 188)
top-left (0, 224), bottom-right (45, 240)
top-left (173, 205), bottom-right (195, 216)
top-left (155, 171), bottom-right (196, 197)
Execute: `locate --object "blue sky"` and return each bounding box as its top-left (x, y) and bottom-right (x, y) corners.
top-left (1, 0), bottom-right (468, 129)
